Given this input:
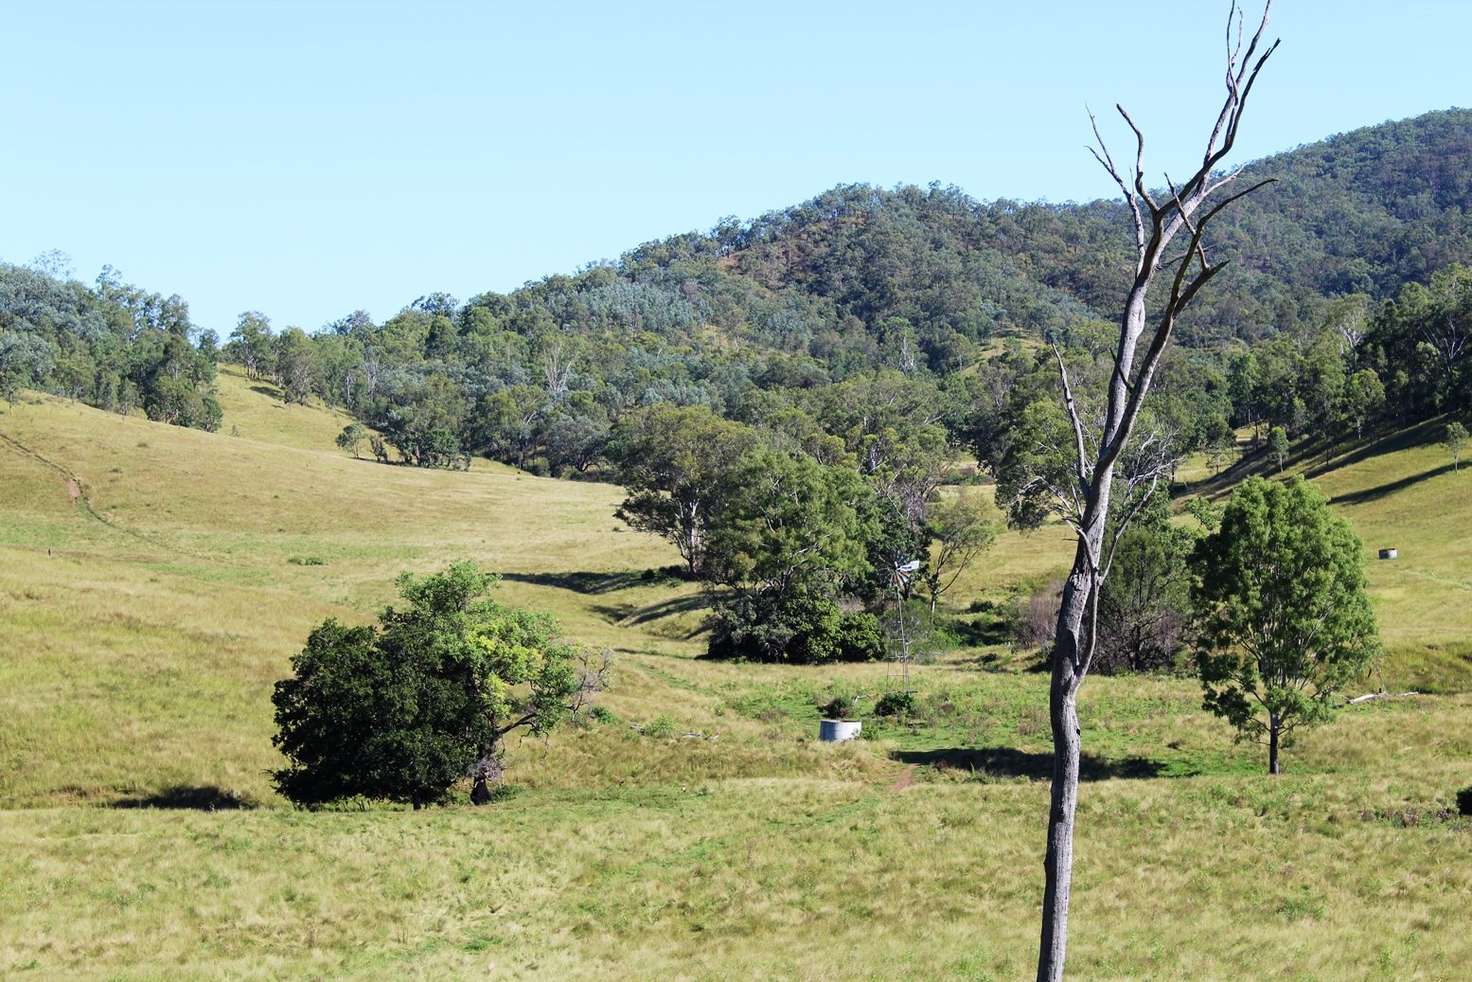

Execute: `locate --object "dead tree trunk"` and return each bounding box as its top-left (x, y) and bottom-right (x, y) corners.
top-left (1034, 6), bottom-right (1280, 979)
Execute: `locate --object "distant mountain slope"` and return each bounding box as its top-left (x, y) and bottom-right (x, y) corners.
top-left (503, 109), bottom-right (1471, 355)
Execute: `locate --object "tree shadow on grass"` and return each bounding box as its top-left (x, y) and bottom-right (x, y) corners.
top-left (112, 785), bottom-right (257, 810)
top-left (1302, 417), bottom-right (1445, 481)
top-left (1328, 462), bottom-right (1456, 506)
top-left (591, 591), bottom-right (713, 627)
top-left (892, 746), bottom-right (1167, 781)
top-left (948, 613), bottom-right (1012, 648)
top-left (502, 568), bottom-right (687, 595)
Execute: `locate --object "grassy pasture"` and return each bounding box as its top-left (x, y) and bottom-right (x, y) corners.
top-left (0, 372), bottom-right (1469, 979)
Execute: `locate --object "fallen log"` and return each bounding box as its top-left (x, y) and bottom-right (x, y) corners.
top-left (1347, 690), bottom-right (1421, 705)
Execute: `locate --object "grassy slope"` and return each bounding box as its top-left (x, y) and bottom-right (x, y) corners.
top-left (1, 373), bottom-right (1469, 979)
top-left (1185, 419), bottom-right (1472, 691)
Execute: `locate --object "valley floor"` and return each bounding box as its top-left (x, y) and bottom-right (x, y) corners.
top-left (1, 373), bottom-right (1469, 979)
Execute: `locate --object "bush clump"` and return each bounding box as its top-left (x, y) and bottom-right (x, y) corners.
top-left (873, 690), bottom-right (917, 718)
top-left (707, 593), bottom-right (884, 664)
top-left (818, 692), bottom-right (860, 720)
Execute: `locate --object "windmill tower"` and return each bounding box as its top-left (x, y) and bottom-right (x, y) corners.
top-left (889, 558), bottom-right (921, 693)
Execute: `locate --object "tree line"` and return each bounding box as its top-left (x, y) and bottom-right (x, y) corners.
top-left (0, 259), bottom-right (221, 429)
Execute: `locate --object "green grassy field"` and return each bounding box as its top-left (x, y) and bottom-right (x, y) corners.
top-left (1, 371), bottom-right (1468, 979)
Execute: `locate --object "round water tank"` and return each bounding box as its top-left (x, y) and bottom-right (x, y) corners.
top-left (819, 718), bottom-right (862, 742)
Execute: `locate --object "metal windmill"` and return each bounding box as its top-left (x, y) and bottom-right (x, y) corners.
top-left (889, 558), bottom-right (921, 692)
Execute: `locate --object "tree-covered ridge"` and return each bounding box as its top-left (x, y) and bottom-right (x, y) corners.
top-left (603, 108), bottom-right (1472, 350)
top-left (0, 261), bottom-right (221, 429)
top-left (4, 109), bottom-right (1469, 465)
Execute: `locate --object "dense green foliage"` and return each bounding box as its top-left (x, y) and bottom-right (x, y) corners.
top-left (271, 563), bottom-right (590, 806)
top-left (1191, 479), bottom-right (1380, 774)
top-left (66, 111), bottom-right (1455, 480)
top-left (607, 397), bottom-right (945, 663)
top-left (0, 262), bottom-right (221, 429)
top-left (1093, 497), bottom-right (1197, 675)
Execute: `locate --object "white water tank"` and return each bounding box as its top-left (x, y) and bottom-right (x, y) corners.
top-left (819, 718), bottom-right (862, 742)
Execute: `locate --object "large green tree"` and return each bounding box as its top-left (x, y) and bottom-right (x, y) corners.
top-left (1191, 478), bottom-right (1379, 774)
top-left (271, 563), bottom-right (603, 807)
top-left (702, 445), bottom-right (874, 662)
top-left (610, 404), bottom-right (757, 576)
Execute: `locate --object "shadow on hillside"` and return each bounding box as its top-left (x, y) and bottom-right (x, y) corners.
top-left (1303, 418), bottom-right (1443, 481)
top-left (892, 746), bottom-right (1167, 781)
top-left (948, 613), bottom-right (1011, 648)
top-left (112, 785), bottom-right (257, 810)
top-left (1177, 418), bottom-right (1447, 502)
top-left (593, 592), bottom-right (713, 627)
top-left (502, 568), bottom-right (686, 595)
top-left (249, 384), bottom-right (286, 402)
top-left (1329, 461), bottom-right (1456, 505)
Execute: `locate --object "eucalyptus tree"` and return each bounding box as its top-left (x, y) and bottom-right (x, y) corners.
top-left (1192, 478), bottom-right (1379, 774)
top-left (1446, 421), bottom-right (1468, 471)
top-left (1027, 6), bottom-right (1282, 978)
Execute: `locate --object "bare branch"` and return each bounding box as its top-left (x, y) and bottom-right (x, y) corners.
top-left (1051, 343), bottom-right (1090, 489)
top-left (1115, 105), bottom-right (1158, 215)
top-left (1088, 107), bottom-right (1146, 255)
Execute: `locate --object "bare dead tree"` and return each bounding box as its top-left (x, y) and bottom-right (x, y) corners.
top-left (1422, 311), bottom-right (1469, 373)
top-left (1034, 5), bottom-right (1280, 979)
top-left (1327, 296), bottom-right (1370, 356)
top-left (542, 339), bottom-right (576, 402)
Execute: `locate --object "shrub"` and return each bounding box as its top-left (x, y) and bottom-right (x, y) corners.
top-left (708, 592), bottom-right (883, 664)
top-left (271, 562), bottom-right (603, 807)
top-left (707, 591), bottom-right (839, 663)
top-left (1010, 578), bottom-right (1063, 652)
top-left (271, 619), bottom-right (484, 808)
top-left (818, 692), bottom-right (860, 719)
top-left (836, 611), bottom-right (885, 662)
top-left (643, 714), bottom-right (676, 738)
top-left (873, 690), bottom-right (917, 718)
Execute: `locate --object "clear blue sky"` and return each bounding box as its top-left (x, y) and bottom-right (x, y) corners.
top-left (2, 1), bottom-right (1466, 334)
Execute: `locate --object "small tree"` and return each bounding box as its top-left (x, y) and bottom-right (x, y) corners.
top-left (336, 422), bottom-right (367, 458)
top-left (702, 446), bottom-right (872, 662)
top-left (271, 563), bottom-right (605, 807)
top-left (1446, 421), bottom-right (1468, 471)
top-left (1191, 478), bottom-right (1379, 774)
top-left (1342, 368), bottom-right (1385, 438)
top-left (274, 327), bottom-right (318, 404)
top-left (228, 311), bottom-right (275, 380)
top-left (922, 489), bottom-right (998, 616)
top-left (369, 434), bottom-right (391, 464)
top-left (1206, 435), bottom-right (1235, 475)
top-left (1094, 498), bottom-right (1195, 674)
top-left (1267, 425), bottom-right (1289, 473)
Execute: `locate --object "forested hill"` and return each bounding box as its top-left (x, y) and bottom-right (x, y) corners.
top-left (585, 108), bottom-right (1472, 354)
top-left (4, 109), bottom-right (1470, 485)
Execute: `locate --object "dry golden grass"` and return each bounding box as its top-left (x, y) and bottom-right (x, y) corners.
top-left (0, 374), bottom-right (1469, 979)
